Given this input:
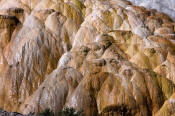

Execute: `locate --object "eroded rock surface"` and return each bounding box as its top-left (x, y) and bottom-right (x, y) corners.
top-left (0, 0), bottom-right (175, 116)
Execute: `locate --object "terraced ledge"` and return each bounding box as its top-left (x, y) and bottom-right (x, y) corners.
top-left (99, 105), bottom-right (132, 116)
top-left (0, 15), bottom-right (19, 28)
top-left (7, 8), bottom-right (24, 14)
top-left (0, 15), bottom-right (17, 19)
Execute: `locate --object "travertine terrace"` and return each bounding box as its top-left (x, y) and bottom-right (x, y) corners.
top-left (0, 0), bottom-right (175, 116)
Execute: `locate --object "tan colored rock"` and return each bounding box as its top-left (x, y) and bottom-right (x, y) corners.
top-left (0, 15), bottom-right (64, 112)
top-left (0, 15), bottom-right (19, 49)
top-left (155, 93), bottom-right (175, 116)
top-left (145, 16), bottom-right (162, 32)
top-left (155, 27), bottom-right (174, 35)
top-left (0, 0), bottom-right (175, 116)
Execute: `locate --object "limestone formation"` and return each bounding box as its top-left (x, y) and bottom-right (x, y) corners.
top-left (0, 0), bottom-right (175, 116)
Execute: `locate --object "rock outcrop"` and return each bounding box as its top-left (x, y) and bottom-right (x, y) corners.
top-left (0, 0), bottom-right (175, 116)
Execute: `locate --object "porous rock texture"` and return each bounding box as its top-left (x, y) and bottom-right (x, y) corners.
top-left (0, 0), bottom-right (175, 116)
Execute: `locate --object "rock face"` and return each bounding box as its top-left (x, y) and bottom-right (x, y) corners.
top-left (0, 0), bottom-right (175, 116)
